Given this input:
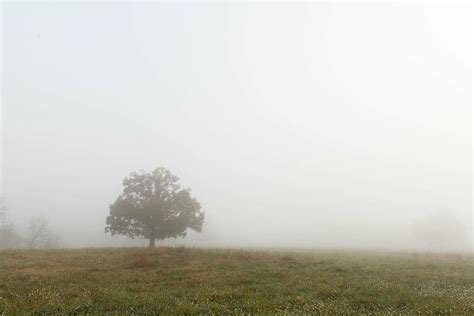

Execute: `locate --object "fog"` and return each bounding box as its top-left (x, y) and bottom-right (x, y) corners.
top-left (1, 3), bottom-right (472, 252)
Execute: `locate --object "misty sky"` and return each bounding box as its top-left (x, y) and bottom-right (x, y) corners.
top-left (1, 3), bottom-right (472, 251)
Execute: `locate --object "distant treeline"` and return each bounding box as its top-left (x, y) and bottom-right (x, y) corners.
top-left (0, 200), bottom-right (60, 249)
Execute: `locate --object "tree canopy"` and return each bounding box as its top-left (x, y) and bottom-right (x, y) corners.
top-left (105, 167), bottom-right (204, 247)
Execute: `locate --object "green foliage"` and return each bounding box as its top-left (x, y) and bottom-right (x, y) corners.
top-left (105, 167), bottom-right (204, 246)
top-left (0, 248), bottom-right (473, 314)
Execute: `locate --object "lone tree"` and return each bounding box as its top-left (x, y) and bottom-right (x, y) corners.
top-left (26, 215), bottom-right (60, 249)
top-left (105, 167), bottom-right (204, 247)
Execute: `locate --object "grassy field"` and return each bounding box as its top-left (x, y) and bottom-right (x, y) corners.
top-left (0, 247), bottom-right (473, 314)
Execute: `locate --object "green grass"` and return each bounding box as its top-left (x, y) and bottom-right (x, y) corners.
top-left (0, 247), bottom-right (473, 314)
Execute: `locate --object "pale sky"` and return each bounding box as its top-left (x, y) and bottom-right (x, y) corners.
top-left (1, 3), bottom-right (472, 251)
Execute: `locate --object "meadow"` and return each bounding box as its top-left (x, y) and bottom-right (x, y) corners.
top-left (0, 247), bottom-right (473, 314)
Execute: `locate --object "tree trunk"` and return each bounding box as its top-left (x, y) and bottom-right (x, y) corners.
top-left (148, 238), bottom-right (156, 248)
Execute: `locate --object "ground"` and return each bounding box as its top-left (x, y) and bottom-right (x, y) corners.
top-left (0, 247), bottom-right (473, 314)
